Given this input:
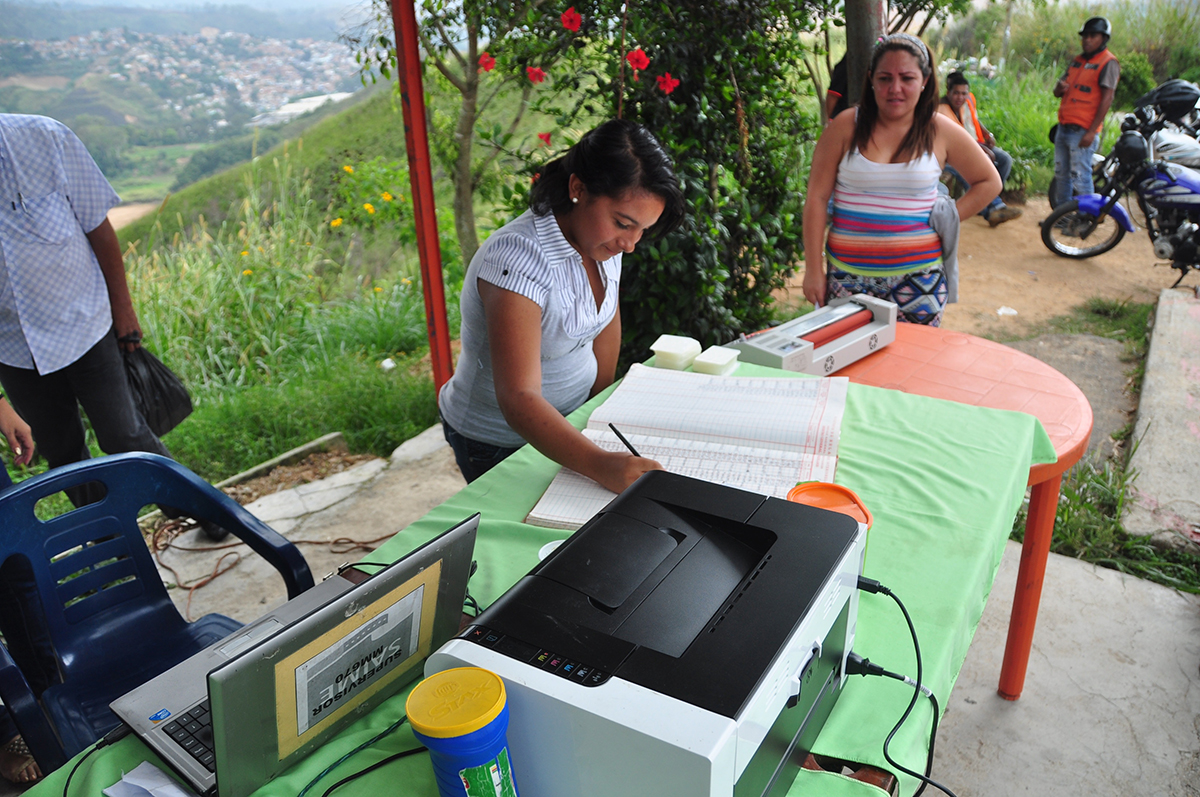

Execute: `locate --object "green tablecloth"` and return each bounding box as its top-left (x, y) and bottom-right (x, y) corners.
top-left (35, 363), bottom-right (1054, 797)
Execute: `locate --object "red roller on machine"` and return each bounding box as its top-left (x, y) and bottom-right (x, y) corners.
top-left (729, 295), bottom-right (897, 375)
top-left (800, 307), bottom-right (873, 348)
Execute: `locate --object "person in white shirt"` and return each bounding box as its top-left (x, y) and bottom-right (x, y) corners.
top-left (0, 113), bottom-right (170, 508)
top-left (438, 119), bottom-right (685, 492)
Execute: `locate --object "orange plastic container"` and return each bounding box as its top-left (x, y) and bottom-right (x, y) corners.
top-left (786, 482), bottom-right (873, 529)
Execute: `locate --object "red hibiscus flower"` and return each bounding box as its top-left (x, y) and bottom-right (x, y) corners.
top-left (537, 132), bottom-right (552, 146)
top-left (478, 52), bottom-right (495, 72)
top-left (526, 66), bottom-right (546, 84)
top-left (656, 72), bottom-right (680, 94)
top-left (625, 48), bottom-right (649, 81)
top-left (561, 6), bottom-right (581, 32)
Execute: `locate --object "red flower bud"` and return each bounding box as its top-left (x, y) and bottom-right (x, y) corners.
top-left (478, 52), bottom-right (496, 72)
top-left (538, 132), bottom-right (552, 146)
top-left (526, 66), bottom-right (546, 84)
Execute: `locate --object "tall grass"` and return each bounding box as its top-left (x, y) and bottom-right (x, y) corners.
top-left (2, 154), bottom-right (458, 486)
top-left (132, 156), bottom-right (459, 400)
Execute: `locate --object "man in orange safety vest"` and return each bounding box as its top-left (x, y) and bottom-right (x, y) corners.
top-left (1051, 17), bottom-right (1120, 207)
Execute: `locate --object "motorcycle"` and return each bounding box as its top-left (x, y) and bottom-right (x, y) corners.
top-left (1041, 83), bottom-right (1200, 286)
top-left (1046, 79), bottom-right (1200, 200)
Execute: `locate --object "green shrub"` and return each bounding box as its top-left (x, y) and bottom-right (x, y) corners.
top-left (567, 0), bottom-right (817, 362)
top-left (1114, 51), bottom-right (1156, 110)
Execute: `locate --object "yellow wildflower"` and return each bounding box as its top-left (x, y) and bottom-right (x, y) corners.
top-left (257, 246), bottom-right (264, 253)
top-left (381, 192), bottom-right (393, 202)
top-left (240, 250), bottom-right (249, 256)
top-left (343, 165), bottom-right (354, 174)
top-left (363, 203), bottom-right (376, 215)
top-left (330, 218), bottom-right (343, 228)
top-left (374, 286), bottom-right (383, 293)
top-left (402, 277), bottom-right (412, 285)
top-left (242, 269), bottom-right (253, 276)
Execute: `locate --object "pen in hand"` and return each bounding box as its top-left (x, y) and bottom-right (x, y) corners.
top-left (608, 423), bottom-right (641, 458)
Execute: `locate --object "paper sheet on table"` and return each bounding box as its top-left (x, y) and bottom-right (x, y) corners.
top-left (103, 761), bottom-right (198, 797)
top-left (526, 365), bottom-right (848, 530)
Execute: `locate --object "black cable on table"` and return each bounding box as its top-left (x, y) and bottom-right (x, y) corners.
top-left (855, 577), bottom-right (959, 797)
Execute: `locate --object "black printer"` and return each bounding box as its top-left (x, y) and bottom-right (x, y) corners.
top-left (427, 471), bottom-right (867, 797)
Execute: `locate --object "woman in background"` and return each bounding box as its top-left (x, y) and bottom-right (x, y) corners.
top-left (803, 33), bottom-right (1000, 325)
top-left (438, 120), bottom-right (684, 491)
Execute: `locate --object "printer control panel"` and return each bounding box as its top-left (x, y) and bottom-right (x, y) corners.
top-left (462, 625), bottom-right (611, 687)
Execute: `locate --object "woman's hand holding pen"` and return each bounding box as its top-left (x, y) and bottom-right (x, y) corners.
top-left (597, 423), bottom-right (661, 493)
top-left (593, 450), bottom-right (662, 494)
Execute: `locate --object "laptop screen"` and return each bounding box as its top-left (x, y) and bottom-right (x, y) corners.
top-left (274, 561), bottom-right (441, 757)
top-left (207, 514), bottom-right (478, 797)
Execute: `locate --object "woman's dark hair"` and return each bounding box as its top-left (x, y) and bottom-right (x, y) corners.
top-left (530, 119), bottom-right (684, 240)
top-left (852, 33), bottom-right (940, 163)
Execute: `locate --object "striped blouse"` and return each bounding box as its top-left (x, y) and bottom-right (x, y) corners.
top-left (438, 210), bottom-right (621, 448)
top-left (826, 149), bottom-right (944, 276)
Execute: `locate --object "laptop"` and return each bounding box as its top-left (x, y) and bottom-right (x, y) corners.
top-left (111, 514), bottom-right (479, 797)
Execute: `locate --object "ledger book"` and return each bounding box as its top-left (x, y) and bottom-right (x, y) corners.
top-left (525, 364), bottom-right (848, 530)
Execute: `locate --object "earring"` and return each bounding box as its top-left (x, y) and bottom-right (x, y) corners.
top-left (571, 196), bottom-right (578, 204)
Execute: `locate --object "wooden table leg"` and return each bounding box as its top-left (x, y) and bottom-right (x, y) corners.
top-left (998, 473), bottom-right (1062, 700)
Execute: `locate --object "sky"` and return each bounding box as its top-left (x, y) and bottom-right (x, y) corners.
top-left (19, 0), bottom-right (357, 10)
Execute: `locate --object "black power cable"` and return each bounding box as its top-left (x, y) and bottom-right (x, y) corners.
top-left (319, 745), bottom-right (428, 797)
top-left (63, 723), bottom-right (132, 797)
top-left (854, 577), bottom-right (959, 797)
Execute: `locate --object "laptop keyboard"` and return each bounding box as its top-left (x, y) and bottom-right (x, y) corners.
top-left (162, 700), bottom-right (216, 772)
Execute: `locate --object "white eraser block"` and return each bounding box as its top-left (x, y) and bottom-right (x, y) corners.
top-left (693, 345), bottom-right (740, 375)
top-left (650, 334), bottom-right (702, 370)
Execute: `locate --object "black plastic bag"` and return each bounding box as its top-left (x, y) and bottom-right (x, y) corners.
top-left (123, 346), bottom-right (193, 436)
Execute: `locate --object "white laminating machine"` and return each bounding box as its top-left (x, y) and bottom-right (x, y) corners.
top-left (426, 471), bottom-right (867, 797)
top-left (728, 294), bottom-right (897, 375)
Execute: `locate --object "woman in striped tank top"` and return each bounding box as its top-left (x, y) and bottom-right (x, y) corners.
top-left (802, 34), bottom-right (1001, 325)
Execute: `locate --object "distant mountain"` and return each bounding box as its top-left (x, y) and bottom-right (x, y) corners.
top-left (0, 1), bottom-right (355, 40)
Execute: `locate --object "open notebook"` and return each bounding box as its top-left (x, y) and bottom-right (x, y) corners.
top-left (525, 364), bottom-right (849, 530)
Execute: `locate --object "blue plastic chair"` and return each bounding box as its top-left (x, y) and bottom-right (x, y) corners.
top-left (0, 453), bottom-right (314, 772)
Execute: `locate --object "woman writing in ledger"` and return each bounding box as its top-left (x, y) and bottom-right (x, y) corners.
top-left (803, 34), bottom-right (1000, 325)
top-left (438, 120), bottom-right (684, 491)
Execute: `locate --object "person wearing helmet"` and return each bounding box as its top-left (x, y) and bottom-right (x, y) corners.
top-left (1051, 17), bottom-right (1120, 207)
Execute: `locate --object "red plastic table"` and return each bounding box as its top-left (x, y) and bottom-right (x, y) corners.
top-left (838, 323), bottom-right (1093, 700)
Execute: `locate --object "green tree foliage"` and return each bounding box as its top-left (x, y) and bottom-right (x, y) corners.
top-left (345, 0), bottom-right (609, 265)
top-left (71, 114), bottom-right (130, 175)
top-left (597, 1), bottom-right (818, 361)
top-left (1114, 51), bottom-right (1156, 110)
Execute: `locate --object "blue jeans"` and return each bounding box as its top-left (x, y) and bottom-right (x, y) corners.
top-left (440, 416), bottom-right (519, 483)
top-left (945, 146), bottom-right (1013, 214)
top-left (1053, 124), bottom-right (1100, 207)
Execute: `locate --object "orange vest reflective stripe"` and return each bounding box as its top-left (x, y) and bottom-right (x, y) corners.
top-left (1058, 48), bottom-right (1117, 129)
top-left (964, 93), bottom-right (986, 145)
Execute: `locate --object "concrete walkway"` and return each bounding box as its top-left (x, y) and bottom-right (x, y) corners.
top-left (1125, 287), bottom-right (1200, 549)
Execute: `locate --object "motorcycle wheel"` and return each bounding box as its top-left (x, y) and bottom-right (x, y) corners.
top-left (1041, 199), bottom-right (1126, 258)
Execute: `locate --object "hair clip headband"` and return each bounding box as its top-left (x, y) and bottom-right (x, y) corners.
top-left (874, 32), bottom-right (931, 74)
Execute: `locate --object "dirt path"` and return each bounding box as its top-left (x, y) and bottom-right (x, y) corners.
top-left (783, 196), bottom-right (1184, 338)
top-left (108, 201), bottom-right (160, 230)
top-left (946, 196), bottom-right (1179, 337)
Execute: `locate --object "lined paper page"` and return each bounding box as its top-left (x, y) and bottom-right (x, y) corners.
top-left (586, 364), bottom-right (847, 456)
top-left (525, 365), bottom-right (847, 531)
